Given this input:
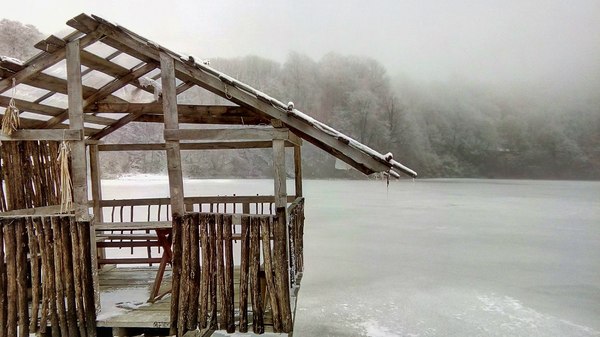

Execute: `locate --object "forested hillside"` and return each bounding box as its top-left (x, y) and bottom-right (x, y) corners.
top-left (2, 19), bottom-right (599, 179)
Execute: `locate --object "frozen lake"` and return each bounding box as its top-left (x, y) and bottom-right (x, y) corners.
top-left (102, 178), bottom-right (600, 337)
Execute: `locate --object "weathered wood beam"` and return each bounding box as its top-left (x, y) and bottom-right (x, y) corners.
top-left (91, 17), bottom-right (392, 174)
top-left (80, 50), bottom-right (155, 94)
top-left (294, 145), bottom-right (303, 197)
top-left (163, 127), bottom-right (289, 142)
top-left (0, 31), bottom-right (100, 95)
top-left (0, 129), bottom-right (82, 141)
top-left (66, 40), bottom-right (90, 221)
top-left (134, 113), bottom-right (267, 125)
top-left (86, 102), bottom-right (247, 115)
top-left (0, 62), bottom-right (127, 103)
top-left (43, 62), bottom-right (156, 128)
top-left (97, 140), bottom-right (296, 152)
top-left (0, 96), bottom-right (63, 117)
top-left (160, 52), bottom-right (185, 217)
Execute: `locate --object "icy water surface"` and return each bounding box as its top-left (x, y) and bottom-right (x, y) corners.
top-left (103, 178), bottom-right (600, 337)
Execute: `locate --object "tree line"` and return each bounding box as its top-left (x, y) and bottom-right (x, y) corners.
top-left (2, 18), bottom-right (599, 179)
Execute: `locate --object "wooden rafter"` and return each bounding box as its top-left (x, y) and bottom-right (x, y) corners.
top-left (0, 31), bottom-right (100, 95)
top-left (42, 62), bottom-right (156, 128)
top-left (86, 17), bottom-right (391, 174)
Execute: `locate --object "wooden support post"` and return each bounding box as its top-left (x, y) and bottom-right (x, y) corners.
top-left (67, 40), bottom-right (100, 315)
top-left (160, 52), bottom-right (185, 216)
top-left (272, 135), bottom-right (293, 332)
top-left (66, 40), bottom-right (89, 221)
top-left (294, 144), bottom-right (303, 198)
top-left (89, 143), bottom-right (103, 224)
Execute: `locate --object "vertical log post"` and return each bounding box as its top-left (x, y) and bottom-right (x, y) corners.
top-left (177, 214), bottom-right (191, 336)
top-left (0, 221), bottom-right (6, 337)
top-left (5, 220), bottom-right (17, 337)
top-left (60, 217), bottom-right (79, 337)
top-left (187, 213), bottom-right (200, 331)
top-left (169, 214), bottom-right (183, 335)
top-left (223, 215), bottom-right (235, 333)
top-left (51, 217), bottom-right (68, 337)
top-left (199, 214), bottom-right (210, 329)
top-left (272, 127), bottom-right (293, 332)
top-left (15, 219), bottom-right (29, 337)
top-left (238, 215), bottom-right (249, 332)
top-left (216, 214), bottom-right (227, 330)
top-left (261, 217), bottom-right (281, 331)
top-left (26, 219), bottom-right (40, 333)
top-left (208, 215), bottom-right (218, 330)
top-left (294, 144), bottom-right (303, 198)
top-left (250, 217), bottom-right (264, 333)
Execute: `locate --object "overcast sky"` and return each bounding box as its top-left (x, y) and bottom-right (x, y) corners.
top-left (3, 0), bottom-right (600, 90)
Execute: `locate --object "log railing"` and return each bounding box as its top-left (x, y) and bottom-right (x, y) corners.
top-left (170, 212), bottom-right (295, 336)
top-left (0, 215), bottom-right (96, 337)
top-left (94, 195), bottom-right (291, 266)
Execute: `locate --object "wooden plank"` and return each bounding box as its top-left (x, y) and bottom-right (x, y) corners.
top-left (0, 129), bottom-right (81, 141)
top-left (96, 141), bottom-right (295, 151)
top-left (89, 144), bottom-right (103, 225)
top-left (160, 52), bottom-right (185, 216)
top-left (294, 145), bottom-right (303, 198)
top-left (97, 195), bottom-right (281, 207)
top-left (0, 204), bottom-right (68, 216)
top-left (95, 221), bottom-right (172, 230)
top-left (163, 127), bottom-right (288, 142)
top-left (208, 214), bottom-right (218, 330)
top-left (78, 222), bottom-right (97, 337)
top-left (66, 40), bottom-right (90, 221)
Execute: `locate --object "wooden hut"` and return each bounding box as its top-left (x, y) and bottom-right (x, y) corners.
top-left (0, 14), bottom-right (416, 337)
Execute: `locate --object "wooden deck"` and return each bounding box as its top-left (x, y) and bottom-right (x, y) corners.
top-left (97, 266), bottom-right (301, 336)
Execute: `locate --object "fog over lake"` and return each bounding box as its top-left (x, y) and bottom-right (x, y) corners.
top-left (103, 177), bottom-right (600, 337)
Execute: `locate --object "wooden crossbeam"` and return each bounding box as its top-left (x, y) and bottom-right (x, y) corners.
top-left (0, 129), bottom-right (81, 141)
top-left (97, 141), bottom-right (296, 152)
top-left (0, 96), bottom-right (63, 117)
top-left (163, 128), bottom-right (289, 142)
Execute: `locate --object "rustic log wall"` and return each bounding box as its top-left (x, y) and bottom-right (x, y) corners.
top-left (0, 141), bottom-right (66, 212)
top-left (171, 210), bottom-right (304, 336)
top-left (0, 215), bottom-right (96, 337)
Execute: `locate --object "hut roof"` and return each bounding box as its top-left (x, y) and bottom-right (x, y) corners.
top-left (0, 14), bottom-right (416, 178)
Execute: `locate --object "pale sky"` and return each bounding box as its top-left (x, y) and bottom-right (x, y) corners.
top-left (3, 0), bottom-right (600, 90)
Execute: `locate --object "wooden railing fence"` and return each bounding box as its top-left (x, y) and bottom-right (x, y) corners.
top-left (170, 212), bottom-right (295, 336)
top-left (0, 215), bottom-right (96, 337)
